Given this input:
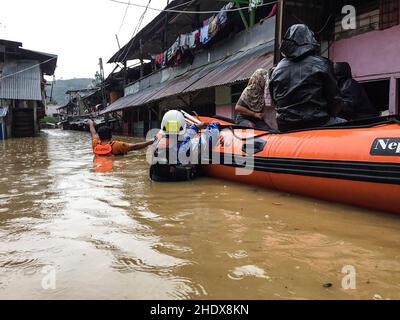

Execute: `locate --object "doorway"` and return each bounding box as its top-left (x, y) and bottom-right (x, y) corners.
top-left (13, 108), bottom-right (34, 138)
top-left (360, 79), bottom-right (390, 115)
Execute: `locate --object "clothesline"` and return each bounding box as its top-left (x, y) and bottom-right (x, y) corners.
top-left (151, 2), bottom-right (234, 68)
top-left (151, 2), bottom-right (277, 69)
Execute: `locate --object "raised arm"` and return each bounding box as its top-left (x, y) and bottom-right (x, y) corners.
top-left (127, 140), bottom-right (154, 152)
top-left (87, 119), bottom-right (98, 140)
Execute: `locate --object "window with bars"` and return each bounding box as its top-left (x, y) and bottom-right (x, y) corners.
top-left (380, 0), bottom-right (400, 30)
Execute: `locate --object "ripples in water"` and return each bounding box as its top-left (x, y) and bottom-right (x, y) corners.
top-left (1, 130), bottom-right (400, 299)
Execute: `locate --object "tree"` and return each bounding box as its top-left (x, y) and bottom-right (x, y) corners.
top-left (89, 71), bottom-right (102, 88)
top-left (47, 97), bottom-right (58, 106)
top-left (41, 116), bottom-right (58, 124)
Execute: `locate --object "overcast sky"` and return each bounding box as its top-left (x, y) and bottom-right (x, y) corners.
top-left (0, 0), bottom-right (168, 79)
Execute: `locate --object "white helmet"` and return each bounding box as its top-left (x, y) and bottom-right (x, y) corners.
top-left (161, 110), bottom-right (187, 137)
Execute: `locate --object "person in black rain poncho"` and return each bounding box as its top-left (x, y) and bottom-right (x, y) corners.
top-left (269, 24), bottom-right (345, 132)
top-left (334, 62), bottom-right (380, 121)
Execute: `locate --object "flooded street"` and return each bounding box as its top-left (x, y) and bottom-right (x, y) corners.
top-left (1, 129), bottom-right (400, 300)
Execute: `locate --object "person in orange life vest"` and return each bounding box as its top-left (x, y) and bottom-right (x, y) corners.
top-left (87, 119), bottom-right (153, 156)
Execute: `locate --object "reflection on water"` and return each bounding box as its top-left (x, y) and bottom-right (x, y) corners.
top-left (0, 129), bottom-right (400, 300)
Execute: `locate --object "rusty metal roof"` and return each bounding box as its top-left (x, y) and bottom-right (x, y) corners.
top-left (100, 84), bottom-right (166, 114)
top-left (185, 47), bottom-right (274, 93)
top-left (100, 63), bottom-right (218, 114)
top-left (150, 61), bottom-right (221, 102)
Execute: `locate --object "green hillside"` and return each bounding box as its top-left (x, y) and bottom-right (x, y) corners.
top-left (46, 78), bottom-right (93, 105)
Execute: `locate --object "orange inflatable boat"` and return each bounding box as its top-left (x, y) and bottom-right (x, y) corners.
top-left (194, 115), bottom-right (400, 214)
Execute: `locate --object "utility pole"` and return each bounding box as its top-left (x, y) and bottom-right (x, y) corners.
top-left (163, 0), bottom-right (170, 49)
top-left (49, 75), bottom-right (55, 104)
top-left (140, 39), bottom-right (144, 78)
top-left (99, 58), bottom-right (107, 116)
top-left (274, 0), bottom-right (285, 65)
top-left (115, 34), bottom-right (121, 50)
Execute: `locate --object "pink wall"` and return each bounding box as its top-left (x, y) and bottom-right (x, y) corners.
top-left (330, 24), bottom-right (400, 79)
top-left (330, 25), bottom-right (400, 114)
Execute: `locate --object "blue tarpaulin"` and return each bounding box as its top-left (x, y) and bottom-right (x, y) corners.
top-left (0, 106), bottom-right (9, 140)
top-left (0, 106), bottom-right (9, 118)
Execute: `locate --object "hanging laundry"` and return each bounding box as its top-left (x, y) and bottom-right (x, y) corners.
top-left (157, 53), bottom-right (164, 66)
top-left (187, 31), bottom-right (196, 49)
top-left (266, 4), bottom-right (277, 19)
top-left (162, 50), bottom-right (168, 66)
top-left (217, 2), bottom-right (234, 27)
top-left (180, 33), bottom-right (189, 50)
top-left (200, 24), bottom-right (210, 44)
top-left (149, 2), bottom-right (235, 66)
top-left (194, 30), bottom-right (201, 46)
top-left (167, 47), bottom-right (173, 62)
top-left (151, 53), bottom-right (163, 67)
top-left (170, 37), bottom-right (180, 58)
top-left (208, 2), bottom-right (234, 39)
top-left (249, 0), bottom-right (262, 8)
top-left (174, 50), bottom-right (183, 66)
top-left (208, 15), bottom-right (218, 39)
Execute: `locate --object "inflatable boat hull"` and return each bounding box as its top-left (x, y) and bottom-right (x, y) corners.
top-left (198, 116), bottom-right (400, 214)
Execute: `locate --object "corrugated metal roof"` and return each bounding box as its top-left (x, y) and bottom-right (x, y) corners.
top-left (99, 67), bottom-right (208, 114)
top-left (185, 49), bottom-right (274, 93)
top-left (0, 106), bottom-right (9, 118)
top-left (102, 43), bottom-right (274, 114)
top-left (150, 60), bottom-right (221, 102)
top-left (100, 84), bottom-right (166, 114)
top-left (0, 60), bottom-right (42, 101)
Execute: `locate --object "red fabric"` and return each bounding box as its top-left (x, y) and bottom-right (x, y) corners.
top-left (266, 4), bottom-right (277, 19)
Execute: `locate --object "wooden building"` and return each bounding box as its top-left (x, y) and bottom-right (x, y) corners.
top-left (0, 39), bottom-right (57, 139)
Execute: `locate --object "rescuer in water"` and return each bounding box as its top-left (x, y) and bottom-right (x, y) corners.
top-left (150, 110), bottom-right (221, 182)
top-left (87, 119), bottom-right (153, 156)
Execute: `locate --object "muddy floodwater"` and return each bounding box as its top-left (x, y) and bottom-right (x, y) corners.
top-left (1, 129), bottom-right (400, 300)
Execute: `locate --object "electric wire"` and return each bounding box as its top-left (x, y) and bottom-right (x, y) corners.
top-left (110, 0), bottom-right (278, 15)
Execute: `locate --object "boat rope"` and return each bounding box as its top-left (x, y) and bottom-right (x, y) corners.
top-left (220, 116), bottom-right (400, 142)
